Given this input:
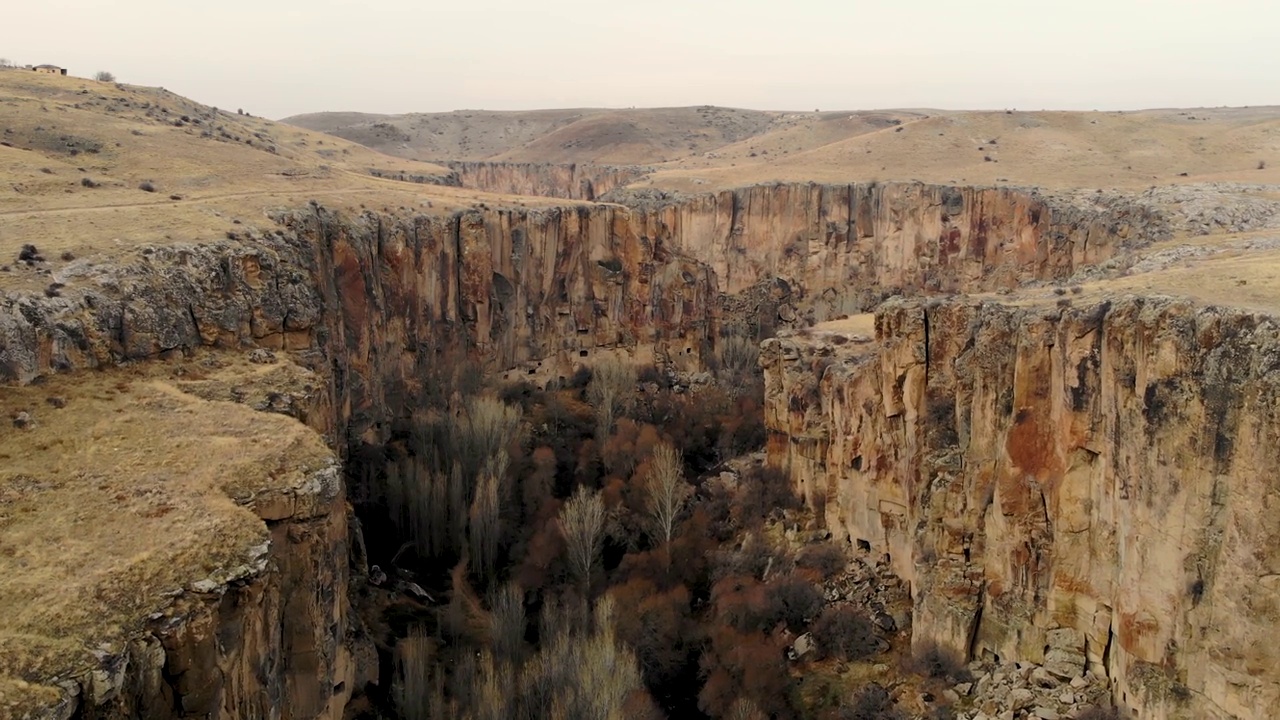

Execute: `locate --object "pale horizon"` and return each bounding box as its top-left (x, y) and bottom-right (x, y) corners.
top-left (6, 0), bottom-right (1278, 120)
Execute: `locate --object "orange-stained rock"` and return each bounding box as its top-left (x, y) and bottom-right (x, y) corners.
top-left (763, 297), bottom-right (1280, 719)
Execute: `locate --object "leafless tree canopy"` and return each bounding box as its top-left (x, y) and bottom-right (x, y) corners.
top-left (644, 441), bottom-right (689, 545)
top-left (586, 357), bottom-right (636, 440)
top-left (94, 71), bottom-right (116, 82)
top-left (489, 581), bottom-right (526, 667)
top-left (469, 470), bottom-right (501, 579)
top-left (560, 485), bottom-right (606, 593)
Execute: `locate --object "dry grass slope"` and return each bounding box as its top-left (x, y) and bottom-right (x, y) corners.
top-left (285, 102), bottom-right (1280, 190)
top-left (0, 71), bottom-right (581, 272)
top-left (0, 352), bottom-right (334, 715)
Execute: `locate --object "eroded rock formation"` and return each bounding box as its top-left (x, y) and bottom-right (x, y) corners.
top-left (442, 161), bottom-right (650, 200)
top-left (762, 298), bottom-right (1280, 719)
top-left (1, 180), bottom-right (1265, 719)
top-left (626, 182), bottom-right (1165, 318)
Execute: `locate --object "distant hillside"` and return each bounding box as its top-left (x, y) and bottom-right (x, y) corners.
top-left (284, 104), bottom-right (1280, 191)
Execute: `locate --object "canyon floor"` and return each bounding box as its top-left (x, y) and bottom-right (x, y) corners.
top-left (3, 68), bottom-right (1280, 720)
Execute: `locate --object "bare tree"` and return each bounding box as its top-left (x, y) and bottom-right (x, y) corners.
top-left (515, 597), bottom-right (645, 720)
top-left (94, 71), bottom-right (116, 82)
top-left (394, 626), bottom-right (447, 720)
top-left (644, 442), bottom-right (689, 546)
top-left (727, 698), bottom-right (768, 720)
top-left (469, 470), bottom-right (501, 580)
top-left (560, 485), bottom-right (605, 596)
top-left (489, 582), bottom-right (526, 666)
top-left (451, 395), bottom-right (522, 487)
top-left (586, 357), bottom-right (636, 440)
top-left (718, 333), bottom-right (760, 383)
top-left (0, 58), bottom-right (13, 68)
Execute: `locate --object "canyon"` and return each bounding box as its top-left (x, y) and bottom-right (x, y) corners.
top-left (3, 70), bottom-right (1280, 719)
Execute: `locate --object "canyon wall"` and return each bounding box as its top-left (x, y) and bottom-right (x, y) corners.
top-left (0, 181), bottom-right (1193, 718)
top-left (762, 298), bottom-right (1280, 719)
top-left (627, 182), bottom-right (1166, 319)
top-left (1, 203), bottom-right (718, 441)
top-left (443, 161), bottom-right (650, 200)
top-left (0, 202), bottom-right (716, 718)
top-left (70, 466), bottom-right (360, 720)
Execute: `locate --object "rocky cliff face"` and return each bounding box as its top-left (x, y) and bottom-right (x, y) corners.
top-left (442, 161), bottom-right (650, 200)
top-left (74, 467), bottom-right (360, 720)
top-left (762, 298), bottom-right (1280, 719)
top-left (1, 203), bottom-right (718, 442)
top-left (1, 201), bottom-right (718, 719)
top-left (0, 180), bottom-right (1240, 719)
top-left (626, 183), bottom-right (1166, 319)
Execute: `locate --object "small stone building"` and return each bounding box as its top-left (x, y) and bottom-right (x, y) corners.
top-left (33, 64), bottom-right (67, 76)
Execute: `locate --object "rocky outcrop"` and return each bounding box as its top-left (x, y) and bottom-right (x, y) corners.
top-left (443, 161), bottom-right (650, 200)
top-left (0, 204), bottom-right (718, 443)
top-left (763, 297), bottom-right (1280, 719)
top-left (626, 183), bottom-right (1166, 319)
top-left (0, 357), bottom-right (363, 720)
top-left (73, 467), bottom-right (359, 720)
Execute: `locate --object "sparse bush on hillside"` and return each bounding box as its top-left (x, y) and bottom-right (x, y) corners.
top-left (1074, 706), bottom-right (1122, 720)
top-left (1261, 160), bottom-right (1269, 170)
top-left (138, 181), bottom-right (155, 192)
top-left (80, 177), bottom-right (98, 188)
top-left (94, 71), bottom-right (115, 82)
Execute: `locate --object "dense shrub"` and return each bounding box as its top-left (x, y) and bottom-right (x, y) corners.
top-left (811, 606), bottom-right (876, 661)
top-left (699, 627), bottom-right (793, 719)
top-left (907, 642), bottom-right (974, 682)
top-left (797, 543), bottom-right (847, 579)
top-left (733, 464), bottom-right (801, 529)
top-left (609, 578), bottom-right (697, 687)
top-left (766, 573), bottom-right (825, 630)
top-left (839, 683), bottom-right (905, 720)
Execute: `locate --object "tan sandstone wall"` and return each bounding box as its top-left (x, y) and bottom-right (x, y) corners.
top-left (763, 297), bottom-right (1280, 719)
top-left (0, 182), bottom-right (1182, 718)
top-left (628, 183), bottom-right (1162, 315)
top-left (444, 161), bottom-right (649, 200)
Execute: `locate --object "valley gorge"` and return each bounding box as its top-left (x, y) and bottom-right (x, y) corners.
top-left (5, 169), bottom-right (1280, 720)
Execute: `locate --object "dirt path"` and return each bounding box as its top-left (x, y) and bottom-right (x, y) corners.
top-left (0, 187), bottom-right (396, 219)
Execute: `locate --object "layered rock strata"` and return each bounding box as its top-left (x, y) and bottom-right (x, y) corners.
top-left (762, 297), bottom-right (1280, 719)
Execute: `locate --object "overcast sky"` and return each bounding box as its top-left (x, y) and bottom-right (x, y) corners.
top-left (5, 0), bottom-right (1278, 119)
